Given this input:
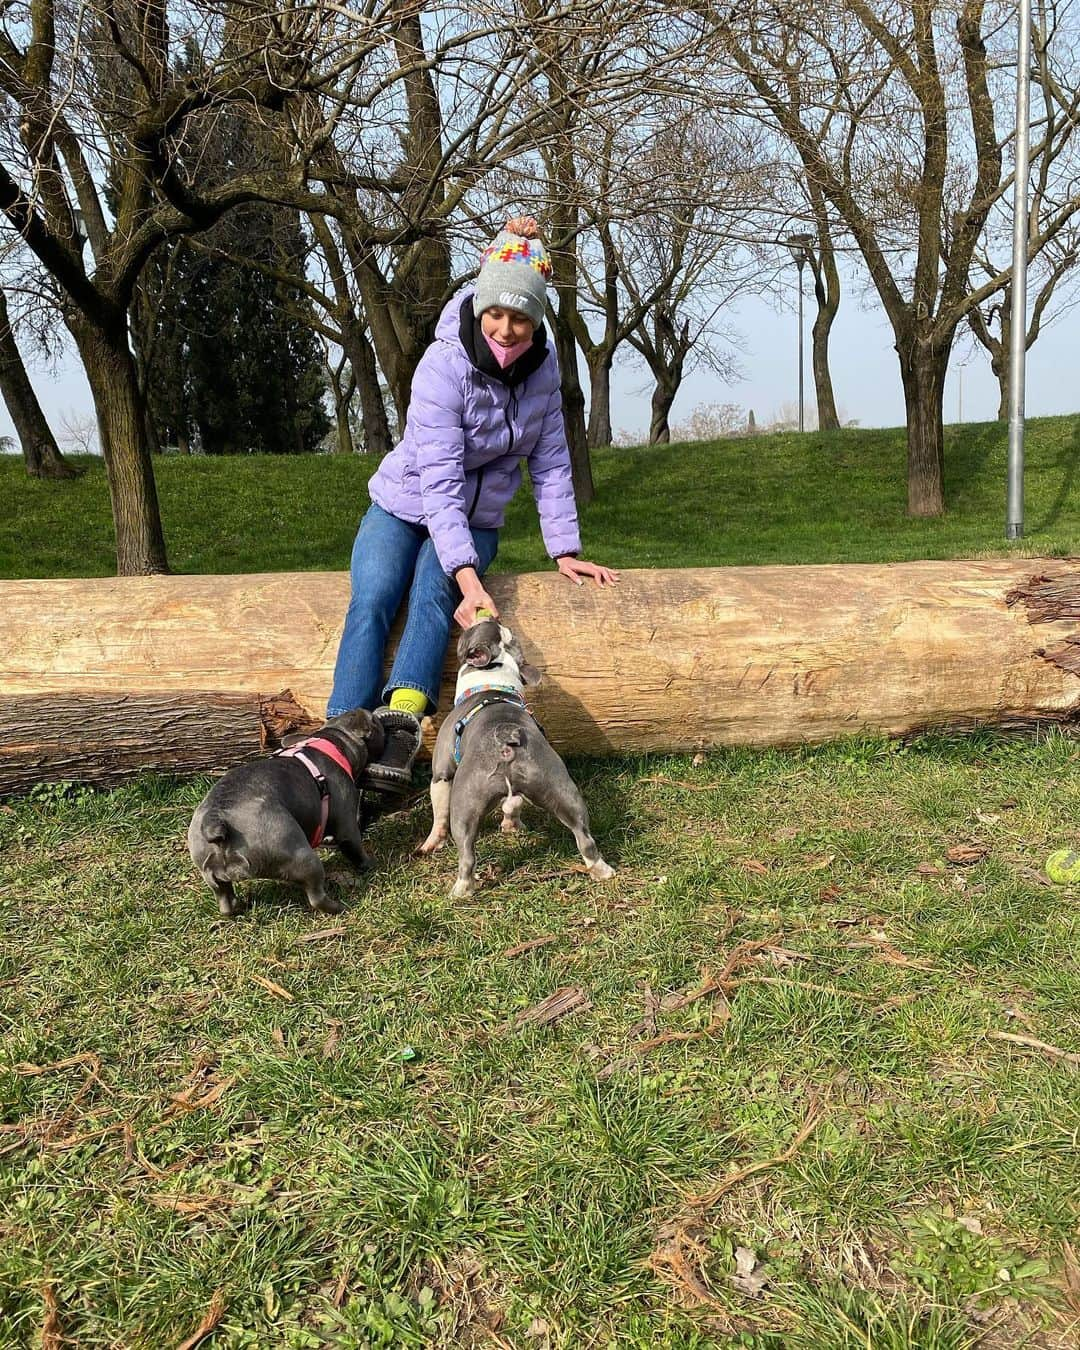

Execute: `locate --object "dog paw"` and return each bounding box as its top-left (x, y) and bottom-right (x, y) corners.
top-left (588, 859), bottom-right (616, 882)
top-left (449, 877), bottom-right (476, 900)
top-left (313, 894), bottom-right (345, 915)
top-left (417, 832), bottom-right (448, 854)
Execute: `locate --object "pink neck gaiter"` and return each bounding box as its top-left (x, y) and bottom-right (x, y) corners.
top-left (484, 334), bottom-right (533, 369)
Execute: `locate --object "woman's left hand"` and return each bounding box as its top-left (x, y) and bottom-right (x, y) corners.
top-left (556, 556), bottom-right (620, 588)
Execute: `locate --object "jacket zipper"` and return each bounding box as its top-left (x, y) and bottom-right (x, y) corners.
top-left (467, 467), bottom-right (485, 520)
top-left (469, 383), bottom-right (522, 521)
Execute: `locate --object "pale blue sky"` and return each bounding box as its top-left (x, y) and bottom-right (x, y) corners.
top-left (4, 257), bottom-right (1078, 449)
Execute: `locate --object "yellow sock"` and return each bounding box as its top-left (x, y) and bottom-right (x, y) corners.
top-left (389, 687), bottom-right (428, 716)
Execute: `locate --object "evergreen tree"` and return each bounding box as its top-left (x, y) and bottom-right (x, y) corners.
top-left (133, 48), bottom-right (329, 455)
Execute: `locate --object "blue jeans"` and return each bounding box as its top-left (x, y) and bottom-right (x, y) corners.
top-left (327, 504), bottom-right (499, 716)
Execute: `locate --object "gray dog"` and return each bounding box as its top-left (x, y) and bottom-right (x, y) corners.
top-left (419, 619), bottom-right (615, 898)
top-left (187, 708), bottom-right (384, 916)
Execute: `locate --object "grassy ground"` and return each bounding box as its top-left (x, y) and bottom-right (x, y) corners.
top-left (3, 419), bottom-right (1080, 1344)
top-left (2, 414), bottom-right (1079, 579)
top-left (2, 734), bottom-right (1080, 1346)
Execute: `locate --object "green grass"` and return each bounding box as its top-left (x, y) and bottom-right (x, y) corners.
top-left (3, 420), bottom-right (1080, 1343)
top-left (3, 734), bottom-right (1080, 1345)
top-left (2, 415), bottom-right (1079, 579)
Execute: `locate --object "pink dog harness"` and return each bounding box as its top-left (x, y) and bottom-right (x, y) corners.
top-left (275, 736), bottom-right (354, 847)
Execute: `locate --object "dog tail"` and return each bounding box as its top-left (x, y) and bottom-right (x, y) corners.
top-left (494, 722), bottom-right (525, 764)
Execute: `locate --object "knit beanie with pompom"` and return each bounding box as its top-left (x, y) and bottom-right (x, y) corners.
top-left (472, 228), bottom-right (553, 328)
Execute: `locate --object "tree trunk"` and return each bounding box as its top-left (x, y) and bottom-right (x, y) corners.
top-left (74, 319), bottom-right (169, 574)
top-left (898, 336), bottom-right (948, 517)
top-left (811, 289), bottom-right (840, 431)
top-left (0, 291), bottom-right (79, 480)
top-left (333, 383), bottom-right (355, 455)
top-left (551, 307), bottom-right (593, 503)
top-left (341, 318), bottom-right (392, 455)
top-left (993, 290), bottom-right (1010, 421)
top-left (586, 349), bottom-right (614, 448)
top-left (649, 374), bottom-right (680, 445)
top-left (3, 560), bottom-right (1079, 791)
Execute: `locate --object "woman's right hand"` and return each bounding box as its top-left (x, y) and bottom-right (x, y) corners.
top-left (454, 568), bottom-right (499, 628)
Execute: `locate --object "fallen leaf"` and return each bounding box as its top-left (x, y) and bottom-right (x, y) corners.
top-left (802, 853), bottom-right (835, 870)
top-left (739, 858), bottom-right (770, 876)
top-left (1062, 1240), bottom-right (1080, 1316)
top-left (946, 842), bottom-right (989, 866)
top-left (819, 884), bottom-right (842, 902)
top-left (732, 1246), bottom-right (768, 1297)
top-left (41, 1283), bottom-right (62, 1350)
top-left (250, 973), bottom-right (294, 1001)
top-left (176, 1288), bottom-right (226, 1350)
top-left (271, 1027), bottom-right (286, 1050)
top-left (502, 935), bottom-right (557, 958)
top-left (692, 753), bottom-right (706, 766)
top-left (321, 1019), bottom-right (343, 1060)
top-left (1015, 865), bottom-right (1053, 888)
top-left (916, 862), bottom-right (944, 877)
top-left (649, 1222), bottom-right (717, 1307)
top-left (298, 926), bottom-right (347, 943)
top-left (957, 1215), bottom-right (983, 1236)
top-left (165, 1072), bottom-right (235, 1119)
top-left (975, 811), bottom-right (1000, 826)
top-left (525, 1317), bottom-right (551, 1339)
top-left (514, 986), bottom-right (591, 1028)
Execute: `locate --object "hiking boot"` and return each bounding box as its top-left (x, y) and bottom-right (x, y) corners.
top-left (361, 708), bottom-right (423, 795)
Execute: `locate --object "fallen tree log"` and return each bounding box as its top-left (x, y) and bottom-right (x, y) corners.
top-left (1, 560), bottom-right (1078, 793)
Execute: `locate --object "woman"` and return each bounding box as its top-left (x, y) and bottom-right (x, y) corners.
top-left (328, 217), bottom-right (618, 791)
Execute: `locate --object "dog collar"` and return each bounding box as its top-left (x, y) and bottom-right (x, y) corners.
top-left (274, 736), bottom-right (354, 846)
top-left (453, 681), bottom-right (521, 707)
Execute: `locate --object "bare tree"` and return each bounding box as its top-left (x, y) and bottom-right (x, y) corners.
top-left (613, 118), bottom-right (762, 442)
top-left (966, 9), bottom-right (1080, 419)
top-left (0, 284), bottom-right (78, 477)
top-left (700, 0), bottom-right (1080, 515)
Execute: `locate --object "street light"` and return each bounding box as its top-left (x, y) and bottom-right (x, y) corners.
top-left (1006, 0), bottom-right (1033, 538)
top-left (786, 233), bottom-right (815, 433)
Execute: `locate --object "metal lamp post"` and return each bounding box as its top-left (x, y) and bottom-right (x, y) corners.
top-left (786, 233), bottom-right (815, 433)
top-left (1006, 0), bottom-right (1033, 538)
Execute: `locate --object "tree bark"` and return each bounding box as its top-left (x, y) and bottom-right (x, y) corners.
top-left (341, 316), bottom-right (392, 454)
top-left (586, 349), bottom-right (614, 448)
top-left (73, 318), bottom-right (169, 574)
top-left (649, 375), bottom-right (680, 444)
top-left (551, 305), bottom-right (593, 503)
top-left (0, 291), bottom-right (79, 479)
top-left (809, 260), bottom-right (840, 432)
top-left (3, 560), bottom-right (1079, 791)
top-left (898, 336), bottom-right (948, 516)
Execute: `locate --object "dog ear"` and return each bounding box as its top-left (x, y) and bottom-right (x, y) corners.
top-left (519, 662), bottom-right (543, 687)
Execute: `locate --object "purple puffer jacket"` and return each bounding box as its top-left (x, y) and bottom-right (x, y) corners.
top-left (367, 289), bottom-right (581, 576)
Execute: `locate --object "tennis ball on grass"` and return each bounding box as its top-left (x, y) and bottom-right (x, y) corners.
top-left (1045, 848), bottom-right (1080, 885)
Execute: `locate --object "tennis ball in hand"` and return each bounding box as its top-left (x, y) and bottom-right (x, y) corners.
top-left (1045, 848), bottom-right (1080, 885)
